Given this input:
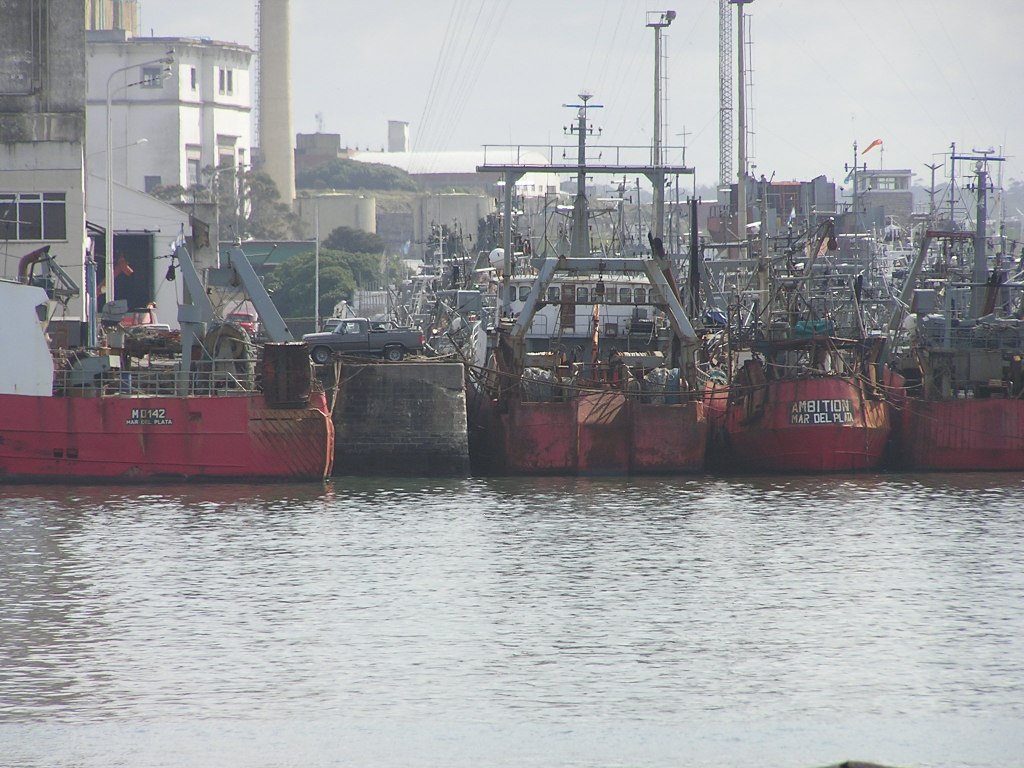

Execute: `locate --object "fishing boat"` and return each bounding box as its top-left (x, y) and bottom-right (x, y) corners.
top-left (712, 338), bottom-right (891, 472)
top-left (0, 244), bottom-right (334, 483)
top-left (468, 254), bottom-right (707, 476)
top-left (706, 219), bottom-right (892, 472)
top-left (467, 95), bottom-right (706, 476)
top-left (885, 157), bottom-right (1024, 470)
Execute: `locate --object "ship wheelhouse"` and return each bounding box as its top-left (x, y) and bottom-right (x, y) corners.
top-left (504, 274), bottom-right (667, 352)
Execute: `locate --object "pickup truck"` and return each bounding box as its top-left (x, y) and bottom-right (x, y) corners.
top-left (302, 318), bottom-right (424, 363)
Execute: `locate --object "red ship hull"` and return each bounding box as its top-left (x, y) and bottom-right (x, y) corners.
top-left (0, 392), bottom-right (334, 482)
top-left (716, 376), bottom-right (890, 473)
top-left (470, 390), bottom-right (707, 475)
top-left (895, 398), bottom-right (1024, 471)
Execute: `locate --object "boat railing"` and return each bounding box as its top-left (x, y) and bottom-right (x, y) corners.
top-left (52, 359), bottom-right (260, 397)
top-left (517, 362), bottom-right (686, 404)
top-left (480, 143), bottom-right (687, 169)
top-left (917, 318), bottom-right (1024, 352)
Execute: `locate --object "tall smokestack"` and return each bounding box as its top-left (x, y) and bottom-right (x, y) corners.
top-left (257, 0), bottom-right (296, 206)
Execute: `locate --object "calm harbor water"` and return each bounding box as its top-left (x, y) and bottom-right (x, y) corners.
top-left (1, 473), bottom-right (1022, 768)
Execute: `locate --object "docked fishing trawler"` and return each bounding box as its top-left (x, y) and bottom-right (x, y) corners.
top-left (886, 158), bottom-right (1024, 470)
top-left (467, 95), bottom-right (706, 475)
top-left (469, 251), bottom-right (707, 476)
top-left (0, 245), bottom-right (334, 482)
top-left (705, 219), bottom-right (892, 472)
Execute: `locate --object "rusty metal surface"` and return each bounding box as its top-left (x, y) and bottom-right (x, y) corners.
top-left (897, 399), bottom-right (1024, 471)
top-left (631, 400), bottom-right (707, 473)
top-left (503, 401), bottom-right (578, 474)
top-left (0, 393), bottom-right (333, 482)
top-left (720, 377), bottom-right (891, 472)
top-left (489, 393), bottom-right (706, 476)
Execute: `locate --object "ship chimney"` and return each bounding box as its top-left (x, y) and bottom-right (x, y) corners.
top-left (257, 0), bottom-right (296, 206)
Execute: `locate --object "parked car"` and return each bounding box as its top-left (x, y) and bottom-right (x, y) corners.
top-left (120, 303), bottom-right (159, 328)
top-left (226, 311), bottom-right (259, 336)
top-left (302, 318), bottom-right (424, 363)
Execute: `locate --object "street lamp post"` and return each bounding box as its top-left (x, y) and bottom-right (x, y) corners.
top-left (314, 200), bottom-right (320, 331)
top-left (105, 51), bottom-right (173, 305)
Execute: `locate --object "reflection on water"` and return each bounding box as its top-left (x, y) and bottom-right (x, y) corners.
top-left (1, 475), bottom-right (1022, 767)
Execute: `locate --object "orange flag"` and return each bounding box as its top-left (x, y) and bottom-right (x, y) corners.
top-left (114, 255), bottom-right (135, 278)
top-left (861, 139), bottom-right (883, 154)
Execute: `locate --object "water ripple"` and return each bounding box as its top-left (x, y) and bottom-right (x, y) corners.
top-left (1, 475), bottom-right (1022, 767)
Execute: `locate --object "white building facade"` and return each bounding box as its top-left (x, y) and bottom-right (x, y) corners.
top-left (86, 32), bottom-right (253, 200)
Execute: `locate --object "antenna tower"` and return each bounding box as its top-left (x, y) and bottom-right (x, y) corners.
top-left (718, 0), bottom-right (733, 187)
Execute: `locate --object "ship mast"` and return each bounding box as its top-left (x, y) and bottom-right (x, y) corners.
top-left (972, 162), bottom-right (989, 318)
top-left (954, 150), bottom-right (1004, 318)
top-left (566, 93), bottom-right (601, 258)
top-left (479, 96), bottom-right (692, 318)
top-left (647, 10), bottom-right (676, 242)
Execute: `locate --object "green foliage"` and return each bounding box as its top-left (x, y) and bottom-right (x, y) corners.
top-left (264, 249), bottom-right (356, 321)
top-left (296, 158), bottom-right (418, 192)
top-left (323, 225), bottom-right (385, 254)
top-left (149, 184), bottom-right (188, 203)
top-left (263, 248), bottom-right (409, 321)
top-left (238, 170), bottom-right (301, 240)
top-left (147, 167), bottom-right (300, 241)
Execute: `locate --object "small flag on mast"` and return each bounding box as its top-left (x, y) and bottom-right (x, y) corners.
top-left (861, 139), bottom-right (883, 154)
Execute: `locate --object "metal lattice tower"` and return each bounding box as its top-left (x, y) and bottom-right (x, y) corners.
top-left (718, 0), bottom-right (733, 188)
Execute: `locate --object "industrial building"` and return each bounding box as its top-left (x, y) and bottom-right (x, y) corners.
top-left (85, 32), bottom-right (254, 205)
top-left (2, 0), bottom-right (90, 323)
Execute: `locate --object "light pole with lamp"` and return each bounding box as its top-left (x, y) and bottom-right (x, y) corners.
top-left (314, 200), bottom-right (321, 332)
top-left (105, 51), bottom-right (173, 305)
top-left (88, 136), bottom-right (148, 161)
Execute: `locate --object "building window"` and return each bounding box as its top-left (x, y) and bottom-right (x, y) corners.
top-left (190, 66), bottom-right (197, 90)
top-left (217, 68), bottom-right (234, 95)
top-left (144, 176), bottom-right (162, 193)
top-left (141, 66), bottom-right (163, 89)
top-left (217, 134), bottom-right (238, 174)
top-left (186, 145), bottom-right (202, 187)
top-left (0, 192), bottom-right (67, 241)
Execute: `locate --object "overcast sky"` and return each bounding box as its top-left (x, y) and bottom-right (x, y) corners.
top-left (140, 0), bottom-right (1023, 192)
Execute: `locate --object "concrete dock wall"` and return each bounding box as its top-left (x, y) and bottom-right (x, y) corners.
top-left (331, 362), bottom-right (469, 476)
